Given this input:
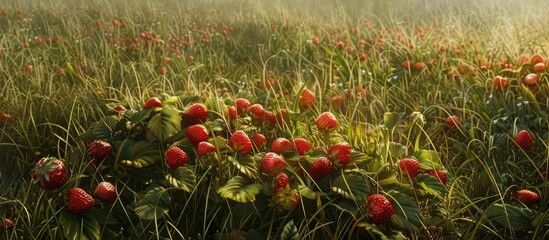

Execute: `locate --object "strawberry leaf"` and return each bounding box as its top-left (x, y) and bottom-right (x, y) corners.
top-left (349, 151), bottom-right (372, 165)
top-left (485, 203), bottom-right (533, 231)
top-left (228, 155), bottom-right (260, 180)
top-left (388, 190), bottom-right (423, 232)
top-left (134, 187), bottom-right (171, 220)
top-left (281, 220), bottom-right (298, 240)
top-left (298, 184), bottom-right (317, 200)
top-left (331, 174), bottom-right (370, 201)
top-left (59, 210), bottom-right (101, 240)
top-left (165, 165), bottom-right (196, 192)
top-left (416, 174), bottom-right (447, 199)
top-left (128, 108), bottom-right (153, 125)
top-left (217, 176), bottom-right (263, 203)
top-left (147, 106), bottom-right (181, 142)
top-left (116, 140), bottom-right (161, 168)
top-left (82, 116), bottom-right (119, 141)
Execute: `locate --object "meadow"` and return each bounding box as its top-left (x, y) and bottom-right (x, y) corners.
top-left (0, 0), bottom-right (548, 239)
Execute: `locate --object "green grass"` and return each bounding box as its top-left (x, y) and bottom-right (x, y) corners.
top-left (0, 0), bottom-right (548, 239)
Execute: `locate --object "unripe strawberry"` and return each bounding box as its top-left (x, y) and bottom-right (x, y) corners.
top-left (165, 146), bottom-right (188, 170)
top-left (366, 194), bottom-right (394, 225)
top-left (68, 188), bottom-right (95, 215)
top-left (273, 187), bottom-right (300, 211)
top-left (515, 130), bottom-right (534, 150)
top-left (316, 112), bottom-right (338, 131)
top-left (94, 182), bottom-right (117, 204)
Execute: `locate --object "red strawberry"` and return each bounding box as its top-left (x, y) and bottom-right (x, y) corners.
top-left (32, 157), bottom-right (67, 190)
top-left (515, 189), bottom-right (540, 206)
top-left (261, 152), bottom-right (287, 175)
top-left (165, 146), bottom-right (188, 170)
top-left (197, 141), bottom-right (216, 156)
top-left (366, 194), bottom-right (394, 225)
top-left (316, 112), bottom-right (338, 131)
top-left (271, 138), bottom-right (293, 154)
top-left (228, 130), bottom-right (252, 154)
top-left (94, 182), bottom-right (117, 204)
top-left (249, 104), bottom-right (264, 118)
top-left (309, 157), bottom-right (332, 181)
top-left (276, 109), bottom-right (290, 126)
top-left (299, 88), bottom-right (315, 109)
top-left (112, 105), bottom-right (127, 113)
top-left (251, 133), bottom-right (267, 150)
top-left (0, 218), bottom-right (14, 230)
top-left (293, 138), bottom-right (311, 156)
top-left (446, 115), bottom-right (460, 128)
top-left (234, 98), bottom-right (250, 115)
top-left (144, 97), bottom-right (162, 109)
top-left (265, 111), bottom-right (277, 126)
top-left (399, 158), bottom-right (420, 179)
top-left (274, 172), bottom-right (290, 190)
top-left (427, 169), bottom-right (448, 185)
top-left (186, 124), bottom-right (209, 146)
top-left (328, 142), bottom-right (351, 166)
top-left (185, 103), bottom-right (208, 124)
top-left (88, 140), bottom-right (112, 164)
top-left (515, 130), bottom-right (534, 150)
top-left (226, 106), bottom-right (237, 120)
top-left (68, 188), bottom-right (95, 214)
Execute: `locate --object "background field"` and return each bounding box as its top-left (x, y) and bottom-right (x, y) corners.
top-left (0, 0), bottom-right (548, 239)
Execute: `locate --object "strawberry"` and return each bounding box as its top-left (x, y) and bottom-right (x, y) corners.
top-left (275, 109), bottom-right (290, 126)
top-left (265, 111), bottom-right (277, 126)
top-left (197, 141), bottom-right (216, 156)
top-left (88, 140), bottom-right (112, 164)
top-left (261, 152), bottom-right (287, 175)
top-left (112, 105), bottom-right (127, 113)
top-left (445, 115), bottom-right (460, 128)
top-left (515, 189), bottom-right (540, 206)
top-left (184, 103), bottom-right (208, 124)
top-left (293, 138), bottom-right (311, 156)
top-left (271, 138), bottom-right (293, 155)
top-left (68, 188), bottom-right (95, 214)
top-left (328, 142), bottom-right (351, 166)
top-left (251, 133), bottom-right (267, 150)
top-left (274, 172), bottom-right (290, 190)
top-left (366, 194), bottom-right (394, 225)
top-left (32, 157), bottom-right (67, 190)
top-left (0, 218), bottom-right (14, 230)
top-left (273, 186), bottom-right (300, 211)
top-left (228, 130), bottom-right (252, 154)
top-left (144, 97), bottom-right (162, 109)
top-left (249, 104), bottom-right (265, 118)
top-left (427, 169), bottom-right (448, 185)
top-left (186, 124), bottom-right (209, 146)
top-left (165, 146), bottom-right (188, 170)
top-left (399, 158), bottom-right (420, 179)
top-left (226, 106), bottom-right (237, 120)
top-left (299, 88), bottom-right (315, 109)
top-left (316, 112), bottom-right (338, 131)
top-left (515, 130), bottom-right (534, 150)
top-left (309, 157), bottom-right (332, 181)
top-left (234, 98), bottom-right (250, 115)
top-left (94, 182), bottom-right (117, 204)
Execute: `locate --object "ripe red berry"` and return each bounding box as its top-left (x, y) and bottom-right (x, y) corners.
top-left (88, 140), bottom-right (112, 164)
top-left (228, 130), bottom-right (252, 154)
top-left (251, 133), bottom-right (267, 150)
top-left (144, 97), bottom-right (162, 109)
top-left (515, 130), bottom-right (534, 150)
top-left (165, 146), bottom-right (188, 171)
top-left (309, 157), bottom-right (332, 181)
top-left (186, 124), bottom-right (209, 146)
top-left (0, 218), bottom-right (14, 230)
top-left (328, 142), bottom-right (351, 166)
top-left (68, 188), bottom-right (95, 215)
top-left (274, 172), bottom-right (290, 190)
top-left (261, 152), bottom-right (287, 176)
top-left (299, 88), bottom-right (315, 109)
top-left (185, 103), bottom-right (208, 124)
top-left (316, 112), bottom-right (338, 131)
top-left (515, 189), bottom-right (540, 206)
top-left (234, 98), bottom-right (250, 115)
top-left (271, 138), bottom-right (293, 155)
top-left (427, 169), bottom-right (448, 185)
top-left (112, 105), bottom-right (127, 113)
top-left (293, 138), bottom-right (311, 156)
top-left (366, 194), bottom-right (394, 225)
top-left (226, 106), bottom-right (237, 120)
top-left (399, 158), bottom-right (420, 179)
top-left (94, 182), bottom-right (117, 204)
top-left (445, 115), bottom-right (460, 128)
top-left (32, 157), bottom-right (67, 190)
top-left (197, 141), bottom-right (216, 156)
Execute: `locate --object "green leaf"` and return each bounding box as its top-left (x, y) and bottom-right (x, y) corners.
top-left (166, 165), bottom-right (197, 192)
top-left (128, 109), bottom-right (153, 125)
top-left (416, 174), bottom-right (447, 199)
top-left (82, 116), bottom-right (119, 141)
top-left (59, 210), bottom-right (101, 240)
top-left (485, 203), bottom-right (533, 231)
top-left (521, 84), bottom-right (544, 117)
top-left (217, 176), bottom-right (263, 203)
top-left (383, 112), bottom-right (404, 132)
top-left (228, 156), bottom-right (260, 180)
top-left (388, 142), bottom-right (406, 158)
top-left (356, 222), bottom-right (388, 240)
top-left (117, 140), bottom-right (161, 168)
top-left (147, 107), bottom-right (182, 142)
top-left (388, 190), bottom-right (423, 232)
top-left (281, 220), bottom-right (298, 240)
top-left (349, 151), bottom-right (372, 165)
top-left (298, 184), bottom-right (318, 200)
top-left (331, 174), bottom-right (370, 201)
top-left (134, 187), bottom-right (171, 220)
top-left (414, 150), bottom-right (442, 167)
